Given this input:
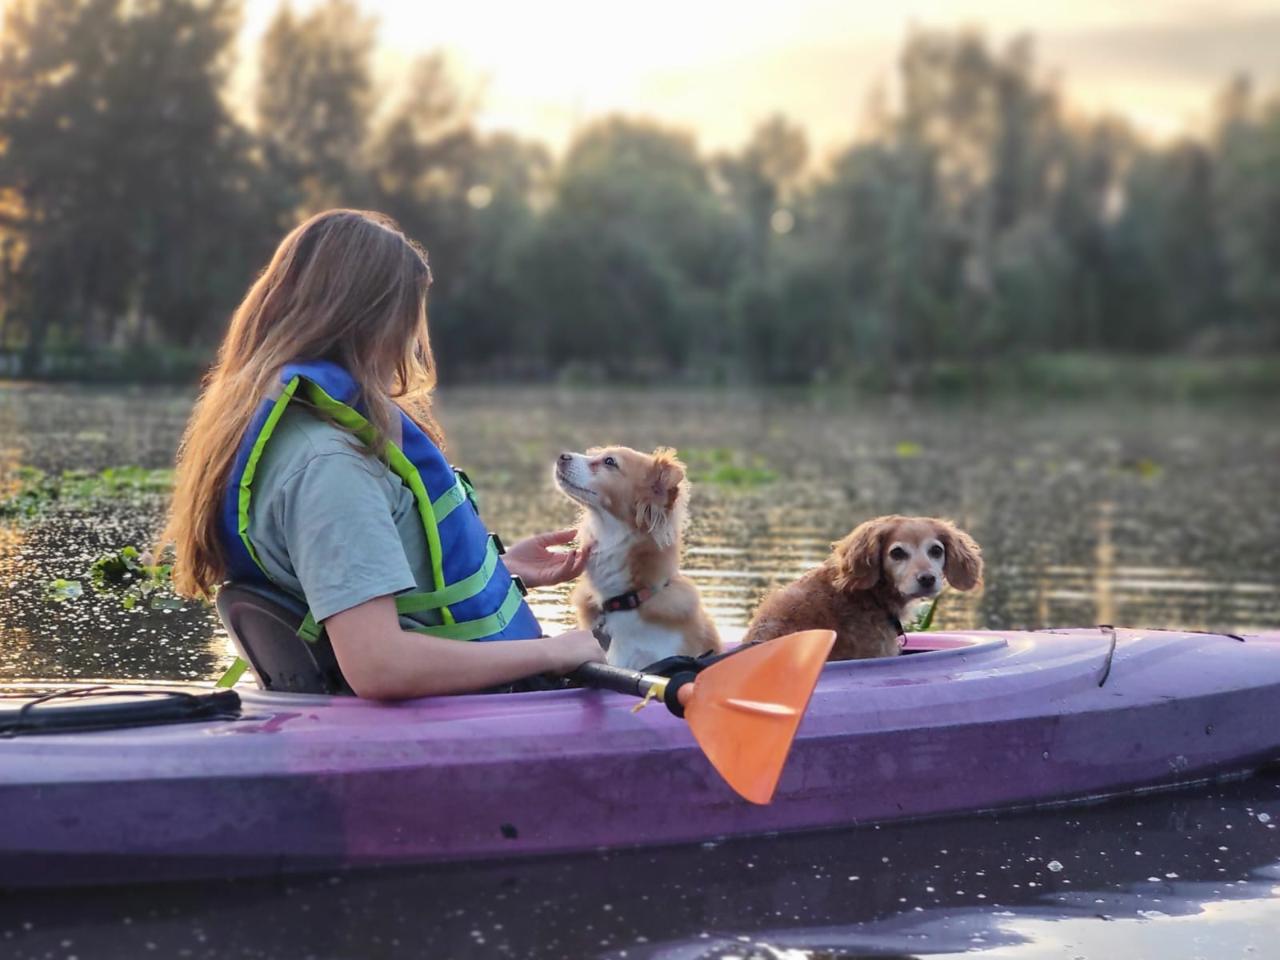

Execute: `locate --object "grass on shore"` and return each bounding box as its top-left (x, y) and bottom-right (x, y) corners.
top-left (4, 348), bottom-right (1279, 400)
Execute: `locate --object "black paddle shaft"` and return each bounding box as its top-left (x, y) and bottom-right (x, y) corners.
top-left (569, 661), bottom-right (696, 718)
top-left (569, 661), bottom-right (658, 697)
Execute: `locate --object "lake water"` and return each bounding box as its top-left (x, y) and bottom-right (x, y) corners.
top-left (2, 381), bottom-right (1279, 958)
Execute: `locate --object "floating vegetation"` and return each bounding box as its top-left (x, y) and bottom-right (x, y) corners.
top-left (1117, 457), bottom-right (1164, 481)
top-left (90, 545), bottom-right (184, 610)
top-left (1, 466), bottom-right (59, 519)
top-left (906, 597), bottom-right (939, 632)
top-left (89, 545), bottom-right (184, 611)
top-left (45, 545), bottom-right (185, 612)
top-left (683, 447), bottom-right (778, 488)
top-left (0, 465), bottom-right (175, 519)
top-left (44, 578), bottom-right (84, 603)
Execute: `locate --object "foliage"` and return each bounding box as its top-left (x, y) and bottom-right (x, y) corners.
top-left (905, 597), bottom-right (939, 632)
top-left (257, 0), bottom-right (376, 213)
top-left (89, 545), bottom-right (183, 611)
top-left (0, 466), bottom-right (56, 518)
top-left (2, 11), bottom-right (1279, 382)
top-left (42, 545), bottom-right (183, 612)
top-left (44, 578), bottom-right (83, 603)
top-left (0, 466), bottom-right (175, 519)
top-left (0, 0), bottom-right (269, 359)
top-left (683, 448), bottom-right (778, 488)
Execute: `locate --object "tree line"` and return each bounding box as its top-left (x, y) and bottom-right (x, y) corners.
top-left (1, 0), bottom-right (1277, 383)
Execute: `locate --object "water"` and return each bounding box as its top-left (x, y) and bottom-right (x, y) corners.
top-left (1, 381), bottom-right (1279, 958)
top-left (3, 776), bottom-right (1280, 958)
top-left (3, 383), bottom-right (1278, 681)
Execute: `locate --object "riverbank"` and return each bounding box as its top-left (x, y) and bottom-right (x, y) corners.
top-left (3, 348), bottom-right (1278, 401)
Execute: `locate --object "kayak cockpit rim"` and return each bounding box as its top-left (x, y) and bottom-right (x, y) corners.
top-left (825, 632), bottom-right (1009, 670)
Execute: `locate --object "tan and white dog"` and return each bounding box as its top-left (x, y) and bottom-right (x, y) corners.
top-left (554, 446), bottom-right (720, 670)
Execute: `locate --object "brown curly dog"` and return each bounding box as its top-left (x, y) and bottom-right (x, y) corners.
top-left (743, 515), bottom-right (984, 660)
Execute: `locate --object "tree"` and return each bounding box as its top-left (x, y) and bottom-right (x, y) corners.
top-left (257, 0), bottom-right (376, 215)
top-left (1101, 141), bottom-right (1229, 351)
top-left (0, 0), bottom-right (257, 367)
top-left (365, 53), bottom-right (552, 374)
top-left (716, 114), bottom-right (809, 268)
top-left (1213, 76), bottom-right (1280, 347)
top-left (517, 117), bottom-right (741, 376)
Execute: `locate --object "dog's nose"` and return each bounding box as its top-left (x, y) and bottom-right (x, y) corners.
top-left (917, 573), bottom-right (937, 589)
top-left (558, 452), bottom-right (573, 463)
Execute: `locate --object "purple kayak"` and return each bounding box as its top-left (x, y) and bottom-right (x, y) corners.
top-left (3, 627), bottom-right (1280, 887)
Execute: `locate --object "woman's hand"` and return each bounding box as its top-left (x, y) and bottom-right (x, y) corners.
top-left (503, 528), bottom-right (590, 589)
top-left (538, 629), bottom-right (606, 674)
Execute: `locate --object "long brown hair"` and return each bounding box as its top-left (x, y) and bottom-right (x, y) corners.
top-left (163, 209), bottom-right (443, 599)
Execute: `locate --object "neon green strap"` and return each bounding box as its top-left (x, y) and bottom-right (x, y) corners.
top-left (237, 378), bottom-right (300, 576)
top-left (431, 477), bottom-right (468, 523)
top-left (216, 656), bottom-right (250, 688)
top-left (407, 580), bottom-right (525, 642)
top-left (299, 381), bottom-right (453, 625)
top-left (297, 613), bottom-right (323, 644)
top-left (395, 536), bottom-right (503, 613)
top-left (296, 536), bottom-right (505, 642)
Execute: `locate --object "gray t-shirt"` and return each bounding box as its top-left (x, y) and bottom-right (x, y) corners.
top-left (246, 404), bottom-right (444, 628)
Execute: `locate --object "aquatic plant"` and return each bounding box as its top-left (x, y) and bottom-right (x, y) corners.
top-left (44, 545), bottom-right (184, 612)
top-left (1116, 457), bottom-right (1165, 481)
top-left (683, 447), bottom-right (778, 488)
top-left (44, 579), bottom-right (83, 602)
top-left (906, 597), bottom-right (939, 632)
top-left (0, 466), bottom-right (175, 519)
top-left (89, 545), bottom-right (183, 611)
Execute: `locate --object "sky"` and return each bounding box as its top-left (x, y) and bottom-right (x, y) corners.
top-left (238, 0), bottom-right (1280, 155)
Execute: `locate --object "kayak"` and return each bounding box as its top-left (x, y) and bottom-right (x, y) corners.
top-left (3, 627), bottom-right (1280, 887)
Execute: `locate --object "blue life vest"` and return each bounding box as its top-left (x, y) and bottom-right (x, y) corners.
top-left (218, 360), bottom-right (541, 645)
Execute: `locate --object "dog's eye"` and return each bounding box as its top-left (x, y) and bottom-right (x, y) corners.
top-left (889, 547), bottom-right (909, 562)
top-left (928, 544), bottom-right (944, 560)
top-left (602, 456), bottom-right (618, 469)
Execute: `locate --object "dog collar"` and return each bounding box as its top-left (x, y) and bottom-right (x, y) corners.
top-left (602, 581), bottom-right (669, 613)
top-left (890, 613), bottom-right (907, 645)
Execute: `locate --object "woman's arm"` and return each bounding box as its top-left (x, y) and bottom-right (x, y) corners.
top-left (325, 595), bottom-right (604, 700)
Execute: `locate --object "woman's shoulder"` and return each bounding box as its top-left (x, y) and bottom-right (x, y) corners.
top-left (258, 405), bottom-right (378, 484)
top-left (281, 403), bottom-right (356, 445)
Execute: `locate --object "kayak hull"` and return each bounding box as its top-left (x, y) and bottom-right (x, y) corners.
top-left (4, 628), bottom-right (1280, 886)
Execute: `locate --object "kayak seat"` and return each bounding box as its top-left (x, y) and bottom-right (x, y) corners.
top-left (215, 583), bottom-right (352, 696)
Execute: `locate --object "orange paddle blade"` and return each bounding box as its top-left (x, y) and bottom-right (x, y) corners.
top-left (683, 630), bottom-right (835, 804)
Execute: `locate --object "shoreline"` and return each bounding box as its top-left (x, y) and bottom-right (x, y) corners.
top-left (2, 351), bottom-right (1277, 401)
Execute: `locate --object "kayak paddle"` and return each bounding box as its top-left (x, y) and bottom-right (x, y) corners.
top-left (571, 629), bottom-right (835, 804)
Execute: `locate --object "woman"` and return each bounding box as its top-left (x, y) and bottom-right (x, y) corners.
top-left (163, 209), bottom-right (604, 698)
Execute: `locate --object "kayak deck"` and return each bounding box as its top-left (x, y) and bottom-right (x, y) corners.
top-left (3, 628), bottom-right (1280, 886)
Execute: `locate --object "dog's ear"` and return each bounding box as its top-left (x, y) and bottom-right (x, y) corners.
top-left (934, 519), bottom-right (984, 591)
top-left (636, 448), bottom-right (687, 547)
top-left (831, 517), bottom-right (890, 592)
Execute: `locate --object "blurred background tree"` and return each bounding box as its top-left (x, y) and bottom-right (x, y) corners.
top-left (0, 3), bottom-right (1277, 382)
top-left (257, 0), bottom-right (374, 213)
top-left (0, 0), bottom-right (262, 366)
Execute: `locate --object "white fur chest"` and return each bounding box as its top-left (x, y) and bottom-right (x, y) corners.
top-left (580, 512), bottom-right (639, 599)
top-left (596, 609), bottom-right (684, 671)
top-left (579, 512), bottom-right (681, 670)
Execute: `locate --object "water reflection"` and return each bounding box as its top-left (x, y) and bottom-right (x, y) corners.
top-left (1, 383), bottom-right (1278, 682)
top-left (3, 773), bottom-right (1278, 958)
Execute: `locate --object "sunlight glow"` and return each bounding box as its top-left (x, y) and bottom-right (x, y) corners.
top-left (236, 0), bottom-right (1280, 150)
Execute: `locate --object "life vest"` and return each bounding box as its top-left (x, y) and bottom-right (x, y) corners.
top-left (217, 360), bottom-right (541, 655)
